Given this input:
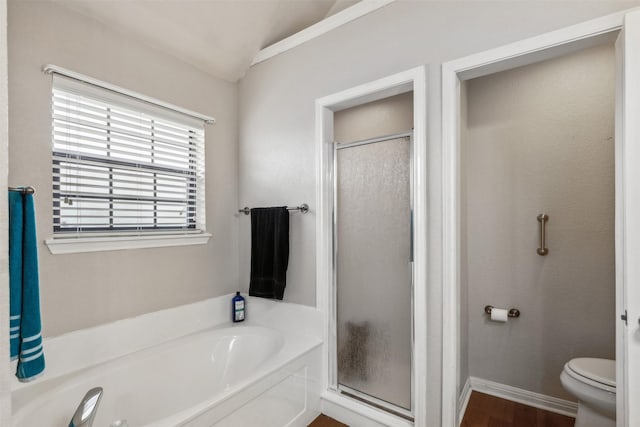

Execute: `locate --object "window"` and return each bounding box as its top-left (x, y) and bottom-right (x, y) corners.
top-left (48, 74), bottom-right (208, 251)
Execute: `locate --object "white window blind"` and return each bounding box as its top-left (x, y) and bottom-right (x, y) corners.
top-left (51, 75), bottom-right (206, 236)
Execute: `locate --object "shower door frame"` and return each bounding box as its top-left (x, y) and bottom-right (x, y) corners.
top-left (334, 130), bottom-right (415, 418)
top-left (315, 66), bottom-right (428, 427)
top-left (441, 9), bottom-right (640, 427)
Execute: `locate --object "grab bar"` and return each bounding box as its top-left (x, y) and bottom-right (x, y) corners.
top-left (537, 213), bottom-right (549, 256)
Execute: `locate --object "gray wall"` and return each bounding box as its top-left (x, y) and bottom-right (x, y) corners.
top-left (238, 1), bottom-right (639, 421)
top-left (334, 92), bottom-right (413, 142)
top-left (8, 1), bottom-right (239, 337)
top-left (462, 44), bottom-right (616, 400)
top-left (238, 0), bottom-right (637, 305)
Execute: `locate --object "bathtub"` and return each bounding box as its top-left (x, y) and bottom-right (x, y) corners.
top-left (12, 323), bottom-right (322, 427)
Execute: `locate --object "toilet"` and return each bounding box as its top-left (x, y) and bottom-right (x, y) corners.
top-left (560, 358), bottom-right (616, 427)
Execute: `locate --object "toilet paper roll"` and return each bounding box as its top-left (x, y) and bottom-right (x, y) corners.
top-left (490, 308), bottom-right (509, 322)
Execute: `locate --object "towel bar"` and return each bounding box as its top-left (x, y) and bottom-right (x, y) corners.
top-left (8, 186), bottom-right (35, 194)
top-left (238, 203), bottom-right (309, 215)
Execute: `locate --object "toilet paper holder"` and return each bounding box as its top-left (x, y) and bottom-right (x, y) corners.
top-left (484, 305), bottom-right (520, 318)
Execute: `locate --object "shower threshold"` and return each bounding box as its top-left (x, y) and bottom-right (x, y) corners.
top-left (337, 384), bottom-right (414, 421)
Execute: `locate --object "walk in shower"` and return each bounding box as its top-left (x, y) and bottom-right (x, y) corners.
top-left (333, 108), bottom-right (414, 418)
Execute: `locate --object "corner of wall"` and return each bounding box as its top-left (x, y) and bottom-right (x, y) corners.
top-left (0, 0), bottom-right (12, 423)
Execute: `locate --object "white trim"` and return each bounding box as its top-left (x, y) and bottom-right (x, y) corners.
top-left (457, 377), bottom-right (472, 426)
top-left (45, 232), bottom-right (211, 254)
top-left (315, 100), bottom-right (334, 395)
top-left (441, 10), bottom-right (634, 427)
top-left (315, 66), bottom-right (428, 426)
top-left (449, 16), bottom-right (623, 81)
top-left (338, 384), bottom-right (413, 419)
top-left (614, 25), bottom-right (628, 427)
top-left (468, 377), bottom-right (578, 419)
top-left (412, 66), bottom-right (429, 427)
top-left (251, 0), bottom-right (395, 66)
top-left (441, 56), bottom-right (461, 427)
top-left (43, 64), bottom-right (216, 124)
top-left (321, 391), bottom-right (412, 427)
top-left (617, 10), bottom-right (640, 427)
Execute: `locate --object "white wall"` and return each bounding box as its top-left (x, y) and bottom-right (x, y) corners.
top-left (0, 0), bottom-right (11, 422)
top-left (238, 1), bottom-right (640, 423)
top-left (462, 43), bottom-right (616, 400)
top-left (8, 1), bottom-right (239, 337)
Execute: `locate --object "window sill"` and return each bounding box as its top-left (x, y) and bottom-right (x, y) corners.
top-left (44, 232), bottom-right (212, 255)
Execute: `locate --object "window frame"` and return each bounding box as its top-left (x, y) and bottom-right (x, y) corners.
top-left (45, 73), bottom-right (211, 254)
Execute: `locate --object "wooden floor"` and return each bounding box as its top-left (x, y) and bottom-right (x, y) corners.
top-left (460, 392), bottom-right (575, 427)
top-left (308, 414), bottom-right (349, 427)
top-left (309, 392), bottom-right (574, 427)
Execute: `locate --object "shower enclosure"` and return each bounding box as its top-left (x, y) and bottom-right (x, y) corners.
top-left (334, 131), bottom-right (414, 418)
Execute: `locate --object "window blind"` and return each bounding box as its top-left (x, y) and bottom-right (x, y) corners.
top-left (51, 75), bottom-right (206, 235)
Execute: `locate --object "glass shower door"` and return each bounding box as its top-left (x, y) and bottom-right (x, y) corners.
top-left (335, 134), bottom-right (413, 415)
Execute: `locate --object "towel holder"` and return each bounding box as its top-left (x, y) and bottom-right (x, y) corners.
top-left (8, 186), bottom-right (35, 194)
top-left (238, 203), bottom-right (309, 215)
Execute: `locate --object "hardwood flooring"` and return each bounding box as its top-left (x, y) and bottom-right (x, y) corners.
top-left (308, 414), bottom-right (349, 427)
top-left (460, 392), bottom-right (575, 427)
top-left (309, 392), bottom-right (574, 427)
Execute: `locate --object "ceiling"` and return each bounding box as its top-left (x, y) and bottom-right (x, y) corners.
top-left (53, 0), bottom-right (360, 82)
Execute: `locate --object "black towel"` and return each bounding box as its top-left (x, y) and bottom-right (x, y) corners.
top-left (249, 207), bottom-right (289, 300)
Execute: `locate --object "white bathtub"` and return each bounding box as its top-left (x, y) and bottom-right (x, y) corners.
top-left (12, 323), bottom-right (322, 427)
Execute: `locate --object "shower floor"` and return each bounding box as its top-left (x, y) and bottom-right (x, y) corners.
top-left (461, 392), bottom-right (575, 427)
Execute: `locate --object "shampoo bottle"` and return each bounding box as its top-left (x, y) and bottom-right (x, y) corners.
top-left (232, 292), bottom-right (245, 323)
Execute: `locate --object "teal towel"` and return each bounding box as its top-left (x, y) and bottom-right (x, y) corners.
top-left (9, 190), bottom-right (45, 382)
top-left (9, 192), bottom-right (22, 360)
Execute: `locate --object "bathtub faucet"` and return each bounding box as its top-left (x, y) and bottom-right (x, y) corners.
top-left (68, 387), bottom-right (103, 427)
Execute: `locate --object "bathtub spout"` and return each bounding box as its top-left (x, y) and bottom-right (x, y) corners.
top-left (69, 387), bottom-right (103, 427)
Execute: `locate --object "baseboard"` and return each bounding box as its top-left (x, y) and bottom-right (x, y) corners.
top-left (457, 377), bottom-right (473, 426)
top-left (468, 376), bottom-right (578, 418)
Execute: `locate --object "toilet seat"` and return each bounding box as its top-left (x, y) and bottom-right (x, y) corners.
top-left (565, 358), bottom-right (616, 394)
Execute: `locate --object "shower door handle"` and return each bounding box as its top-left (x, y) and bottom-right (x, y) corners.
top-left (537, 214), bottom-right (549, 256)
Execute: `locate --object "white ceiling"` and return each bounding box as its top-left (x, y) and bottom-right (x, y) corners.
top-left (53, 0), bottom-right (359, 82)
